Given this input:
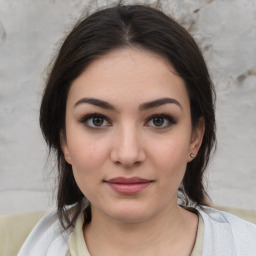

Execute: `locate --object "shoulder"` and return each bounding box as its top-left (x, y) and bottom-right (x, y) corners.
top-left (214, 205), bottom-right (256, 224)
top-left (0, 211), bottom-right (47, 256)
top-left (197, 206), bottom-right (256, 255)
top-left (17, 209), bottom-right (72, 256)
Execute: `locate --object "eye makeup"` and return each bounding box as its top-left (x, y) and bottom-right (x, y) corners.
top-left (78, 111), bottom-right (178, 130)
top-left (145, 113), bottom-right (177, 129)
top-left (79, 113), bottom-right (111, 129)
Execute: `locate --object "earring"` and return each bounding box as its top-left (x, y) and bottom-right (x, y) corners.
top-left (190, 153), bottom-right (195, 158)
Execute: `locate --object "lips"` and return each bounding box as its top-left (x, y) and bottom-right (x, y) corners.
top-left (104, 177), bottom-right (153, 194)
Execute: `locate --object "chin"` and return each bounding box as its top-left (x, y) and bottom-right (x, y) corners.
top-left (103, 204), bottom-right (154, 223)
top-left (110, 212), bottom-right (151, 223)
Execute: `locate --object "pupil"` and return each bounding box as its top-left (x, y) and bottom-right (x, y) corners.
top-left (153, 117), bottom-right (164, 126)
top-left (93, 117), bottom-right (104, 126)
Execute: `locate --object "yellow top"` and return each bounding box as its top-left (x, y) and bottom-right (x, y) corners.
top-left (66, 212), bottom-right (204, 256)
top-left (1, 206), bottom-right (256, 256)
top-left (66, 213), bottom-right (91, 256)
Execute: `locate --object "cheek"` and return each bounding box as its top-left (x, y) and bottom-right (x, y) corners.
top-left (68, 140), bottom-right (109, 199)
top-left (150, 137), bottom-right (190, 178)
top-left (153, 138), bottom-right (190, 161)
top-left (67, 136), bottom-right (110, 179)
top-left (72, 145), bottom-right (106, 169)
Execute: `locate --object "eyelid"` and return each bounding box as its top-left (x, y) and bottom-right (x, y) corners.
top-left (79, 113), bottom-right (111, 129)
top-left (145, 113), bottom-right (177, 128)
top-left (79, 112), bottom-right (177, 129)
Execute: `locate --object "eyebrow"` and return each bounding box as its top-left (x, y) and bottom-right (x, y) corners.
top-left (139, 98), bottom-right (182, 111)
top-left (74, 97), bottom-right (182, 111)
top-left (74, 98), bottom-right (115, 110)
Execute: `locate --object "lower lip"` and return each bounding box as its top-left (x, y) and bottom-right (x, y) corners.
top-left (106, 182), bottom-right (151, 194)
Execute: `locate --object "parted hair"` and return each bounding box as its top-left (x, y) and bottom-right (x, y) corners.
top-left (40, 4), bottom-right (216, 229)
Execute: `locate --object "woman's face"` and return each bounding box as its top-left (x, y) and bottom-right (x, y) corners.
top-left (62, 48), bottom-right (204, 223)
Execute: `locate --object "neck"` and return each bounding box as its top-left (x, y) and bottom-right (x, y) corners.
top-left (83, 203), bottom-right (198, 256)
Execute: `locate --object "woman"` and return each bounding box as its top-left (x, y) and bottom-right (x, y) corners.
top-left (2, 3), bottom-right (256, 256)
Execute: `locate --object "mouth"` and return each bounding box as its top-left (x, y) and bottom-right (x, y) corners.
top-left (104, 177), bottom-right (153, 195)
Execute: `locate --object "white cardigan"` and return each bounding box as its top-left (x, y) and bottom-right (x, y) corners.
top-left (17, 206), bottom-right (256, 256)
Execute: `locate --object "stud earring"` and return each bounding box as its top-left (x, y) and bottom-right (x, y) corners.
top-left (190, 153), bottom-right (195, 158)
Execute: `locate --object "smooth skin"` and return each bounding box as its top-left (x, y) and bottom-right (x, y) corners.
top-left (62, 48), bottom-right (205, 256)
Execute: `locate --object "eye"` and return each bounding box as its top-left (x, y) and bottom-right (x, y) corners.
top-left (80, 114), bottom-right (111, 129)
top-left (146, 114), bottom-right (177, 128)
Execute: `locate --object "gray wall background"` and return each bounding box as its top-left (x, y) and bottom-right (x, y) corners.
top-left (0, 0), bottom-right (256, 215)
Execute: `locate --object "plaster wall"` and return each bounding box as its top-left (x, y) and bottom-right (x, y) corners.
top-left (0, 0), bottom-right (256, 215)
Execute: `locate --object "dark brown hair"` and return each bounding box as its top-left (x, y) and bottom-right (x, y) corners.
top-left (40, 4), bottom-right (216, 229)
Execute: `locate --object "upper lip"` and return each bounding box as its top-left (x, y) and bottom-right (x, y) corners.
top-left (105, 177), bottom-right (152, 184)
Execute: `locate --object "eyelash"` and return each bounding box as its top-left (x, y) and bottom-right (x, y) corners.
top-left (79, 112), bottom-right (177, 129)
top-left (79, 113), bottom-right (111, 129)
top-left (145, 113), bottom-right (177, 128)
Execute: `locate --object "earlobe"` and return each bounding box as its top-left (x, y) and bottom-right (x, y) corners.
top-left (188, 118), bottom-right (205, 162)
top-left (60, 132), bottom-right (72, 165)
top-left (62, 144), bottom-right (72, 164)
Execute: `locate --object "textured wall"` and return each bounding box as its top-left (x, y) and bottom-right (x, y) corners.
top-left (0, 0), bottom-right (255, 215)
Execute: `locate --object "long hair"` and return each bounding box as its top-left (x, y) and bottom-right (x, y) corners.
top-left (40, 4), bottom-right (216, 229)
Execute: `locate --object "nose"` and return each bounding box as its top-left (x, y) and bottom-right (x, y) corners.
top-left (110, 125), bottom-right (146, 168)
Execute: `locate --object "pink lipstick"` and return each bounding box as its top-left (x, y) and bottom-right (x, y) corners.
top-left (105, 177), bottom-right (152, 194)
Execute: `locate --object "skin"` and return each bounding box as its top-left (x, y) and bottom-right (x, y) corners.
top-left (62, 48), bottom-right (205, 255)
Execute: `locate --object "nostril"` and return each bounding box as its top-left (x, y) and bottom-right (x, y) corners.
top-left (110, 133), bottom-right (146, 167)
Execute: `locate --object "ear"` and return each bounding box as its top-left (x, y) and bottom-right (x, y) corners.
top-left (187, 117), bottom-right (205, 162)
top-left (60, 132), bottom-right (72, 165)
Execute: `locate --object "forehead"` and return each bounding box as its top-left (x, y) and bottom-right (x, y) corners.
top-left (67, 48), bottom-right (189, 109)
